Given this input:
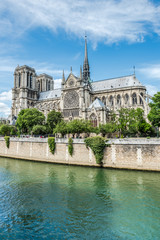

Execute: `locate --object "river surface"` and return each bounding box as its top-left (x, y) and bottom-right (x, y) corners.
top-left (0, 157), bottom-right (160, 239)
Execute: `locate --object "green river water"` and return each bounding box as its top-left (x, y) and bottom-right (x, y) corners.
top-left (0, 157), bottom-right (160, 239)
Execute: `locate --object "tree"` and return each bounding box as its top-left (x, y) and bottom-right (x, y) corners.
top-left (47, 110), bottom-right (63, 133)
top-left (67, 119), bottom-right (92, 136)
top-left (0, 124), bottom-right (11, 136)
top-left (53, 121), bottom-right (67, 137)
top-left (32, 125), bottom-right (46, 135)
top-left (16, 108), bottom-right (45, 134)
top-left (117, 108), bottom-right (154, 137)
top-left (99, 122), bottom-right (117, 136)
top-left (148, 92), bottom-right (160, 127)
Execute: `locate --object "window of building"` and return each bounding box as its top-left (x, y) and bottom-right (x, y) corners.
top-left (132, 93), bottom-right (137, 105)
top-left (90, 113), bottom-right (97, 127)
top-left (27, 72), bottom-right (29, 87)
top-left (30, 74), bottom-right (32, 89)
top-left (48, 81), bottom-right (50, 91)
top-left (125, 94), bottom-right (129, 104)
top-left (38, 81), bottom-right (40, 91)
top-left (102, 96), bottom-right (106, 105)
top-left (109, 96), bottom-right (114, 106)
top-left (18, 74), bottom-right (21, 87)
top-left (117, 95), bottom-right (121, 105)
top-left (140, 92), bottom-right (143, 105)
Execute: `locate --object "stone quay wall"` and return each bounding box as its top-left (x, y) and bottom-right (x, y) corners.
top-left (0, 137), bottom-right (160, 171)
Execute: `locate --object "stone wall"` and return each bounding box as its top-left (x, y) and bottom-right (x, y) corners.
top-left (0, 137), bottom-right (160, 171)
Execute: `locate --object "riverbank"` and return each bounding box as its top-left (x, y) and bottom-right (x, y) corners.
top-left (0, 137), bottom-right (160, 171)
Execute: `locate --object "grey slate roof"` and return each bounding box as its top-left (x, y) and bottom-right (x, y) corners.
top-left (38, 89), bottom-right (61, 100)
top-left (92, 75), bottom-right (144, 92)
top-left (89, 98), bottom-right (105, 109)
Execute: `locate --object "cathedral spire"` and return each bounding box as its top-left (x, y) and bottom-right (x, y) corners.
top-left (83, 36), bottom-right (90, 83)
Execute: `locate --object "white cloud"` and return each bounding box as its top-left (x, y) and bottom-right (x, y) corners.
top-left (0, 90), bottom-right (12, 101)
top-left (0, 102), bottom-right (11, 117)
top-left (139, 64), bottom-right (160, 80)
top-left (1, 0), bottom-right (160, 44)
top-left (54, 79), bottom-right (62, 89)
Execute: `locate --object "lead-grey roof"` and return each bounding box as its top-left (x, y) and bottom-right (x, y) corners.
top-left (38, 89), bottom-right (61, 100)
top-left (92, 75), bottom-right (144, 92)
top-left (89, 98), bottom-right (105, 109)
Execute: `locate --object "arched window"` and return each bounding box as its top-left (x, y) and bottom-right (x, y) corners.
top-left (27, 72), bottom-right (29, 87)
top-left (38, 81), bottom-right (40, 91)
top-left (90, 113), bottom-right (97, 127)
top-left (117, 95), bottom-right (121, 105)
top-left (132, 93), bottom-right (137, 105)
top-left (102, 96), bottom-right (106, 105)
top-left (109, 95), bottom-right (114, 106)
top-left (140, 92), bottom-right (143, 105)
top-left (125, 94), bottom-right (129, 104)
top-left (30, 74), bottom-right (32, 89)
top-left (18, 74), bottom-right (21, 87)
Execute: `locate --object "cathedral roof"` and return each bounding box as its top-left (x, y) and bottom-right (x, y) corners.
top-left (92, 75), bottom-right (145, 92)
top-left (89, 98), bottom-right (106, 109)
top-left (38, 89), bottom-right (61, 100)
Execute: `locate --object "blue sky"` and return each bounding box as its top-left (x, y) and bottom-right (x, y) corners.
top-left (0, 0), bottom-right (160, 117)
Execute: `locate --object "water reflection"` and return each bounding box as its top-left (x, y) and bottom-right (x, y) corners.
top-left (0, 157), bottom-right (160, 239)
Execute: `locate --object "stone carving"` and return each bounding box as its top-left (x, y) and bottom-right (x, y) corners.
top-left (64, 91), bottom-right (79, 108)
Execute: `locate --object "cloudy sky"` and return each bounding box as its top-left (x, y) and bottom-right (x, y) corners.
top-left (0, 0), bottom-right (160, 117)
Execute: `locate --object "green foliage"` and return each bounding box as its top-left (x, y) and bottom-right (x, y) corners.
top-left (0, 124), bottom-right (11, 136)
top-left (48, 137), bottom-right (56, 154)
top-left (117, 108), bottom-right (154, 137)
top-left (99, 122), bottom-right (117, 136)
top-left (47, 110), bottom-right (63, 133)
top-left (67, 119), bottom-right (92, 135)
top-left (84, 136), bottom-right (106, 164)
top-left (16, 108), bottom-right (45, 134)
top-left (148, 92), bottom-right (160, 127)
top-left (68, 138), bottom-right (73, 156)
top-left (4, 136), bottom-right (10, 148)
top-left (32, 125), bottom-right (46, 135)
top-left (10, 126), bottom-right (17, 136)
top-left (53, 121), bottom-right (67, 137)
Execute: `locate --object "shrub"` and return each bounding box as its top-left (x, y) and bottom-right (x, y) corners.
top-left (48, 137), bottom-right (56, 154)
top-left (4, 136), bottom-right (10, 148)
top-left (68, 138), bottom-right (73, 156)
top-left (84, 136), bottom-right (106, 164)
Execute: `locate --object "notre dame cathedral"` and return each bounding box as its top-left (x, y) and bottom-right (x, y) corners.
top-left (11, 38), bottom-right (149, 126)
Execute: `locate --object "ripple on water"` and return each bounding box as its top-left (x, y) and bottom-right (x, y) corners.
top-left (0, 157), bottom-right (160, 239)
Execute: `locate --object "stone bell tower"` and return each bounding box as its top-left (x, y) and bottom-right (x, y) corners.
top-left (12, 65), bottom-right (38, 118)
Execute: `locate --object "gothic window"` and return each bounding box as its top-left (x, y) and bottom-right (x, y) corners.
top-left (18, 74), bottom-right (21, 87)
top-left (27, 72), bottom-right (29, 87)
top-left (140, 92), bottom-right (143, 105)
top-left (38, 81), bottom-right (40, 91)
top-left (109, 95), bottom-right (114, 106)
top-left (102, 96), bottom-right (106, 106)
top-left (90, 113), bottom-right (97, 127)
top-left (117, 95), bottom-right (121, 105)
top-left (125, 94), bottom-right (129, 104)
top-left (30, 74), bottom-right (32, 89)
top-left (64, 91), bottom-right (79, 109)
top-left (48, 81), bottom-right (50, 91)
top-left (132, 93), bottom-right (137, 105)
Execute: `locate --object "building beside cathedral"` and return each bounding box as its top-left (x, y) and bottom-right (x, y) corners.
top-left (11, 38), bottom-right (149, 126)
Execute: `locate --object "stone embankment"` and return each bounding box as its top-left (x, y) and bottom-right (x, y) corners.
top-left (0, 137), bottom-right (160, 171)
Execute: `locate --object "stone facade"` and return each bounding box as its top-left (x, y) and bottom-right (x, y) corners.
top-left (1, 138), bottom-right (160, 171)
top-left (11, 38), bottom-right (150, 125)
